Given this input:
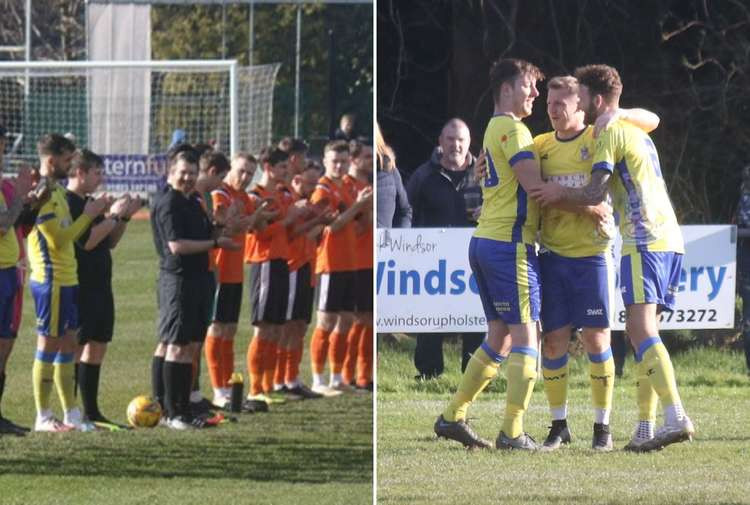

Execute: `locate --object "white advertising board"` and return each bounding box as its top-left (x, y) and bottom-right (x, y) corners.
top-left (376, 226), bottom-right (736, 333)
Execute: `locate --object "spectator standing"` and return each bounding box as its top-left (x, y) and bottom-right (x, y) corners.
top-left (375, 122), bottom-right (411, 228)
top-left (406, 118), bottom-right (483, 378)
top-left (737, 164), bottom-right (750, 373)
top-left (334, 113), bottom-right (358, 142)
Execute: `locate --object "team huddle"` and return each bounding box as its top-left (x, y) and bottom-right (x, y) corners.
top-left (0, 130), bottom-right (373, 433)
top-left (434, 59), bottom-right (694, 452)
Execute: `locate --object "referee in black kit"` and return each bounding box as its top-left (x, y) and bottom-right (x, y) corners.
top-left (66, 149), bottom-right (143, 428)
top-left (150, 145), bottom-right (238, 430)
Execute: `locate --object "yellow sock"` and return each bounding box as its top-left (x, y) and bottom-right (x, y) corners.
top-left (53, 354), bottom-right (76, 412)
top-left (443, 342), bottom-right (503, 422)
top-left (542, 353), bottom-right (568, 419)
top-left (502, 348), bottom-right (538, 439)
top-left (33, 352), bottom-right (55, 413)
top-left (589, 348), bottom-right (615, 422)
top-left (638, 336), bottom-right (681, 408)
top-left (636, 355), bottom-right (658, 423)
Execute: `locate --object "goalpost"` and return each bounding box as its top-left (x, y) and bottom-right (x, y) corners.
top-left (0, 59), bottom-right (280, 195)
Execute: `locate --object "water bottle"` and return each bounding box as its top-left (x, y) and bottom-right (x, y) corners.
top-left (230, 372), bottom-right (244, 413)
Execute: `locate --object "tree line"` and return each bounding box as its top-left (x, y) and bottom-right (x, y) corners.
top-left (378, 0), bottom-right (749, 224)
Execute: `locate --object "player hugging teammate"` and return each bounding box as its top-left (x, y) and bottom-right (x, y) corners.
top-left (434, 59), bottom-right (694, 452)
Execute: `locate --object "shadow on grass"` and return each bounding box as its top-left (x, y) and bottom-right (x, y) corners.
top-left (0, 397), bottom-right (373, 484)
top-left (1, 439), bottom-right (371, 483)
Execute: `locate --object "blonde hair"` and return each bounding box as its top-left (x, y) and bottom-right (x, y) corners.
top-left (375, 121), bottom-right (396, 172)
top-left (547, 75), bottom-right (578, 94)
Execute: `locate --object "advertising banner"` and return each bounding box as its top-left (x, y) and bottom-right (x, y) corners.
top-left (101, 154), bottom-right (168, 196)
top-left (376, 226), bottom-right (736, 333)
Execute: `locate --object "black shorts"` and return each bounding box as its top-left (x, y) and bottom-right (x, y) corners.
top-left (249, 259), bottom-right (289, 325)
top-left (78, 285), bottom-right (115, 344)
top-left (355, 268), bottom-right (373, 312)
top-left (287, 262), bottom-right (313, 323)
top-left (158, 272), bottom-right (213, 345)
top-left (212, 282), bottom-right (243, 324)
top-left (316, 271), bottom-right (356, 313)
top-left (205, 272), bottom-right (217, 323)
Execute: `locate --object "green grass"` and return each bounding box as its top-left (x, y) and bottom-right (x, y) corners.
top-left (377, 338), bottom-right (750, 505)
top-left (0, 221), bottom-right (372, 505)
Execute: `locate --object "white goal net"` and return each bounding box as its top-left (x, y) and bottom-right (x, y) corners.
top-left (0, 60), bottom-right (280, 194)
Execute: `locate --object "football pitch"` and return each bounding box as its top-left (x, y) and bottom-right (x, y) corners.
top-left (377, 338), bottom-right (750, 505)
top-left (0, 221), bottom-right (373, 505)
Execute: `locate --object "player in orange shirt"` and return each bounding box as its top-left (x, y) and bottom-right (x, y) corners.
top-left (309, 140), bottom-right (373, 395)
top-left (244, 147), bottom-right (304, 408)
top-left (273, 162), bottom-right (335, 399)
top-left (342, 141), bottom-right (374, 391)
top-left (278, 137), bottom-right (309, 179)
top-left (206, 152), bottom-right (272, 408)
top-left (189, 150), bottom-right (231, 414)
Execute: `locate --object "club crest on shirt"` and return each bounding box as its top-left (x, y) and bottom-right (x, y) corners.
top-left (580, 146), bottom-right (590, 161)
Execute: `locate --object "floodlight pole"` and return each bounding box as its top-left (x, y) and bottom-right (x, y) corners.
top-left (221, 1), bottom-right (227, 59)
top-left (24, 0), bottom-right (31, 95)
top-left (229, 60), bottom-right (238, 156)
top-left (294, 3), bottom-right (301, 138)
top-left (248, 0), bottom-right (255, 66)
top-left (25, 0), bottom-right (31, 62)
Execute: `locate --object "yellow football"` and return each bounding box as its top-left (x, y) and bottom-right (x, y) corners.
top-left (126, 395), bottom-right (162, 428)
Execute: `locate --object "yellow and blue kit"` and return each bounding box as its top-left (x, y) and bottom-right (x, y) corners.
top-left (471, 114), bottom-right (541, 324)
top-left (535, 126), bottom-right (615, 330)
top-left (592, 121), bottom-right (683, 310)
top-left (0, 188), bottom-right (21, 337)
top-left (27, 184), bottom-right (92, 336)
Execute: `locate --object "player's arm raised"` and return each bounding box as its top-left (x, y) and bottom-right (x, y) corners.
top-left (107, 195), bottom-right (143, 249)
top-left (327, 186), bottom-right (372, 233)
top-left (37, 194), bottom-right (109, 248)
top-left (82, 195), bottom-right (132, 251)
top-left (594, 107), bottom-right (660, 137)
top-left (0, 167), bottom-right (32, 233)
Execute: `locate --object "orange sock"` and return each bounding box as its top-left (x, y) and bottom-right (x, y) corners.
top-left (329, 331), bottom-right (348, 375)
top-left (357, 325), bottom-right (373, 387)
top-left (342, 322), bottom-right (363, 384)
top-left (204, 335), bottom-right (223, 389)
top-left (262, 341), bottom-right (278, 393)
top-left (310, 327), bottom-right (331, 374)
top-left (220, 338), bottom-right (234, 388)
top-left (247, 337), bottom-right (266, 396)
top-left (285, 347), bottom-right (302, 385)
top-left (274, 346), bottom-right (288, 387)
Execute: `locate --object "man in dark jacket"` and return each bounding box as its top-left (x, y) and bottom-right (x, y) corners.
top-left (737, 164), bottom-right (750, 374)
top-left (406, 118), bottom-right (483, 378)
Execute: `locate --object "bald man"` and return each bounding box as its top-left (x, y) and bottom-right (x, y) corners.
top-left (406, 118), bottom-right (484, 379)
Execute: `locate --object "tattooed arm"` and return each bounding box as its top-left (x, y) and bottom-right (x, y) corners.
top-left (529, 169), bottom-right (611, 207)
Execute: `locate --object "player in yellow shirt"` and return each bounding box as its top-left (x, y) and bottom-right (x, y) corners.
top-left (532, 64), bottom-right (694, 452)
top-left (28, 134), bottom-right (109, 432)
top-left (434, 58), bottom-right (545, 450)
top-left (533, 76), bottom-right (660, 451)
top-left (0, 148), bottom-right (33, 435)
